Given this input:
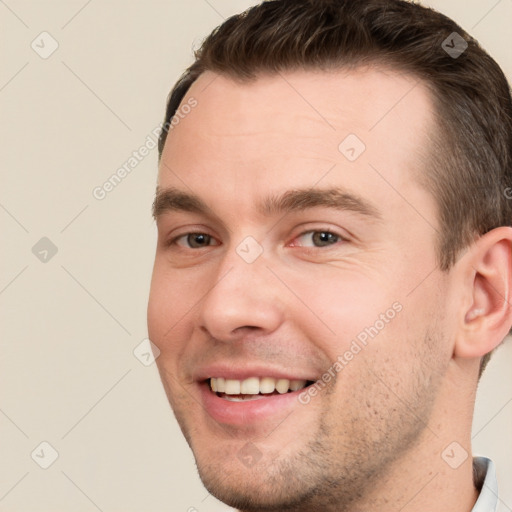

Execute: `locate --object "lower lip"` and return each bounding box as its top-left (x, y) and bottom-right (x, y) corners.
top-left (199, 381), bottom-right (309, 426)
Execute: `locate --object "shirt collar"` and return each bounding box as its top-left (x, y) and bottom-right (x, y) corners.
top-left (471, 457), bottom-right (498, 512)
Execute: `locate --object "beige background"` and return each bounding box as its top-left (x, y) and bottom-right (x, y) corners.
top-left (1, 1), bottom-right (511, 511)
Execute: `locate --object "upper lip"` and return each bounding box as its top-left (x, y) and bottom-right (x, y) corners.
top-left (194, 363), bottom-right (318, 382)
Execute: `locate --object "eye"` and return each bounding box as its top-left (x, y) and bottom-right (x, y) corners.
top-left (293, 230), bottom-right (343, 248)
top-left (173, 233), bottom-right (219, 249)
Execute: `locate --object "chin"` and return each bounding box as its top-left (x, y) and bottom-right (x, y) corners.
top-left (196, 460), bottom-right (317, 512)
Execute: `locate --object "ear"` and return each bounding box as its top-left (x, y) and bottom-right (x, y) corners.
top-left (454, 227), bottom-right (512, 360)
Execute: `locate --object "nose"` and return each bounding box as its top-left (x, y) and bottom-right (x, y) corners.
top-left (197, 247), bottom-right (284, 342)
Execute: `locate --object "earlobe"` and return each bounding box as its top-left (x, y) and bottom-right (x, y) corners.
top-left (454, 228), bottom-right (512, 360)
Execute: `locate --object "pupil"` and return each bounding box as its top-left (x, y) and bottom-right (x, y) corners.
top-left (313, 231), bottom-right (336, 246)
top-left (189, 234), bottom-right (210, 247)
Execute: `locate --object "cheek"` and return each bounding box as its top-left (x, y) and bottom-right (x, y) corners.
top-left (147, 261), bottom-right (199, 352)
top-left (285, 269), bottom-right (397, 357)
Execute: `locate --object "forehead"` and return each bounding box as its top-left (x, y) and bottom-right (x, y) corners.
top-left (159, 67), bottom-right (436, 224)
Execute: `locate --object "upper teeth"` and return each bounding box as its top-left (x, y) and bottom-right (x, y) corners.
top-left (210, 377), bottom-right (308, 395)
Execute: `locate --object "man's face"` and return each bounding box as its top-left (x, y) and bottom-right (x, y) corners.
top-left (148, 68), bottom-right (456, 510)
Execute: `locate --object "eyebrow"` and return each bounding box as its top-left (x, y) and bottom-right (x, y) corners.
top-left (152, 186), bottom-right (381, 220)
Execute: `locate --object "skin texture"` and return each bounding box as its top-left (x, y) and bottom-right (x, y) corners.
top-left (148, 68), bottom-right (512, 511)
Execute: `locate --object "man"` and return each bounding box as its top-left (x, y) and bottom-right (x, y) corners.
top-left (147, 0), bottom-right (512, 510)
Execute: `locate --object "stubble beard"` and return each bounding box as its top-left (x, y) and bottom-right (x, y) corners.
top-left (165, 329), bottom-right (447, 512)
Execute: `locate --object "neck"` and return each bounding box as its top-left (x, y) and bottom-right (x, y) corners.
top-left (342, 365), bottom-right (479, 512)
top-left (349, 429), bottom-right (478, 512)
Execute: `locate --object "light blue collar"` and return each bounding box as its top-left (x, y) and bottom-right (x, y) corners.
top-left (472, 457), bottom-right (498, 512)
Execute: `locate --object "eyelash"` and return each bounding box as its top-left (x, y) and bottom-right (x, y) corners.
top-left (167, 229), bottom-right (346, 249)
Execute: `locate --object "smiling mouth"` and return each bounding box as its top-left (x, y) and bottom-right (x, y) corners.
top-left (208, 377), bottom-right (315, 401)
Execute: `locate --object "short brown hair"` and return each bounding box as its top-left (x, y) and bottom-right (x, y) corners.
top-left (158, 0), bottom-right (512, 374)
